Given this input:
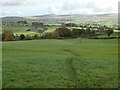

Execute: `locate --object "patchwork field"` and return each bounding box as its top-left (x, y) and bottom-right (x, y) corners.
top-left (2, 25), bottom-right (119, 38)
top-left (2, 39), bottom-right (118, 88)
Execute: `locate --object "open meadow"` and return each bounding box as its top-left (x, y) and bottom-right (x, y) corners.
top-left (2, 38), bottom-right (118, 88)
top-left (2, 13), bottom-right (119, 88)
top-left (1, 0), bottom-right (119, 88)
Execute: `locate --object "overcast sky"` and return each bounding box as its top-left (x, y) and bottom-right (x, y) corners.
top-left (0, 0), bottom-right (119, 17)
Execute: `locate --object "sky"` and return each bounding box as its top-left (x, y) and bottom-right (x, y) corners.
top-left (0, 0), bottom-right (119, 17)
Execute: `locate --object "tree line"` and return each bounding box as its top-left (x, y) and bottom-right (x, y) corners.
top-left (1, 26), bottom-right (115, 41)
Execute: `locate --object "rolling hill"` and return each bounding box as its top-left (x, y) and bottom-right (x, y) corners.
top-left (2, 13), bottom-right (118, 25)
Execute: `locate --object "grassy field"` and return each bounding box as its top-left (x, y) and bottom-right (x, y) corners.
top-left (2, 26), bottom-right (31, 33)
top-left (44, 26), bottom-right (59, 33)
top-left (2, 26), bottom-right (58, 36)
top-left (2, 38), bottom-right (118, 88)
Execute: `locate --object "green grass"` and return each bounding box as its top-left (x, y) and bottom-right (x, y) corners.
top-left (2, 26), bottom-right (58, 36)
top-left (44, 27), bottom-right (58, 33)
top-left (2, 39), bottom-right (118, 88)
top-left (2, 26), bottom-right (42, 36)
top-left (2, 26), bottom-right (31, 33)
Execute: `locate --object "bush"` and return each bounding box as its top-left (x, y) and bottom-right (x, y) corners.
top-left (41, 32), bottom-right (59, 39)
top-left (63, 23), bottom-right (78, 27)
top-left (106, 29), bottom-right (113, 37)
top-left (20, 34), bottom-right (25, 40)
top-left (2, 30), bottom-right (15, 41)
top-left (72, 28), bottom-right (83, 37)
top-left (55, 27), bottom-right (72, 37)
top-left (33, 35), bottom-right (40, 39)
top-left (25, 35), bottom-right (33, 40)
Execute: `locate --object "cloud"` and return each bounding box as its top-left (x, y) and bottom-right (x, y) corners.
top-left (2, 9), bottom-right (24, 16)
top-left (2, 10), bottom-right (12, 16)
top-left (0, 0), bottom-right (118, 17)
top-left (48, 6), bottom-right (60, 14)
top-left (0, 0), bottom-right (24, 6)
top-left (17, 11), bottom-right (23, 15)
top-left (0, 0), bottom-right (59, 6)
top-left (0, 0), bottom-right (38, 6)
top-left (1, 2), bottom-right (22, 6)
top-left (58, 1), bottom-right (118, 15)
top-left (62, 1), bottom-right (80, 10)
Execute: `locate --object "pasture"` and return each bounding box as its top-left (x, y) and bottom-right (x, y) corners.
top-left (2, 26), bottom-right (58, 36)
top-left (2, 38), bottom-right (118, 88)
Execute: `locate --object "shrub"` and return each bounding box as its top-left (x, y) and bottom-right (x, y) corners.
top-left (106, 29), bottom-right (113, 37)
top-left (72, 28), bottom-right (83, 37)
top-left (41, 32), bottom-right (59, 39)
top-left (55, 27), bottom-right (72, 37)
top-left (63, 23), bottom-right (78, 27)
top-left (20, 34), bottom-right (25, 40)
top-left (25, 35), bottom-right (32, 40)
top-left (2, 30), bottom-right (15, 41)
top-left (33, 35), bottom-right (40, 39)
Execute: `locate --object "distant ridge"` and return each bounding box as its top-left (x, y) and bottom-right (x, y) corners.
top-left (2, 13), bottom-right (117, 25)
top-left (2, 13), bottom-right (117, 18)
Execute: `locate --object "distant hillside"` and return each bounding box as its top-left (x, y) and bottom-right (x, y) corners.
top-left (2, 13), bottom-right (118, 25)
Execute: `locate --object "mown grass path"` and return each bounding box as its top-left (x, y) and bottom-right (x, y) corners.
top-left (65, 57), bottom-right (79, 87)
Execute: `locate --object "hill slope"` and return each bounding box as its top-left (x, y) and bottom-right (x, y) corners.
top-left (2, 13), bottom-right (118, 25)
